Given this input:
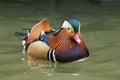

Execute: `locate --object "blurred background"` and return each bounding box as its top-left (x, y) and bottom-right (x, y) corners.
top-left (0, 0), bottom-right (120, 80)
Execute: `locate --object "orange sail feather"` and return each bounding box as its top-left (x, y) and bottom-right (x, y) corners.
top-left (26, 19), bottom-right (52, 44)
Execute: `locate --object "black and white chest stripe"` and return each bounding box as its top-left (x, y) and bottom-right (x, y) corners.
top-left (47, 49), bottom-right (57, 63)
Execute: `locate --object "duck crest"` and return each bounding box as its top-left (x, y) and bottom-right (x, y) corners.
top-left (65, 17), bottom-right (80, 33)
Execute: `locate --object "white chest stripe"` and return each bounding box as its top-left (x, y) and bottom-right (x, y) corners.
top-left (52, 50), bottom-right (57, 63)
top-left (48, 49), bottom-right (52, 61)
top-left (48, 49), bottom-right (57, 63)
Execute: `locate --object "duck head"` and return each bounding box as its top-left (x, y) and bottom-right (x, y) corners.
top-left (55, 17), bottom-right (81, 43)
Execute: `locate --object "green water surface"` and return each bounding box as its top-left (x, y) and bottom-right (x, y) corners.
top-left (0, 0), bottom-right (120, 80)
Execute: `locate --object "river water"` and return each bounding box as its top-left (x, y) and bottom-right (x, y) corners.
top-left (0, 1), bottom-right (120, 80)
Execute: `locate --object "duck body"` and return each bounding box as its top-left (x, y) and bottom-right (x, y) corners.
top-left (27, 41), bottom-right (49, 60)
top-left (54, 46), bottom-right (88, 63)
top-left (49, 28), bottom-right (89, 63)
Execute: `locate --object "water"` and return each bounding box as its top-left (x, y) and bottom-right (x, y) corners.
top-left (0, 1), bottom-right (120, 80)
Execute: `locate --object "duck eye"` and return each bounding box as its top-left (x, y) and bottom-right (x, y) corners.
top-left (67, 28), bottom-right (70, 30)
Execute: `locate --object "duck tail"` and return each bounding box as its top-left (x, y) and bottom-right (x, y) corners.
top-left (14, 32), bottom-right (27, 40)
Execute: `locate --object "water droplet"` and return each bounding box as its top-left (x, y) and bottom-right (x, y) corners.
top-left (21, 58), bottom-right (26, 61)
top-left (47, 74), bottom-right (52, 76)
top-left (71, 73), bottom-right (80, 76)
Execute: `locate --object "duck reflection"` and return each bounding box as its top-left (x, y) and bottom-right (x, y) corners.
top-left (26, 57), bottom-right (89, 73)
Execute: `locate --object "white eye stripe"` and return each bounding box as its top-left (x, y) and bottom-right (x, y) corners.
top-left (61, 20), bottom-right (73, 30)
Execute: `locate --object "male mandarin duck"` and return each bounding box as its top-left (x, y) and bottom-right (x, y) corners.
top-left (48, 17), bottom-right (89, 63)
top-left (16, 18), bottom-right (89, 63)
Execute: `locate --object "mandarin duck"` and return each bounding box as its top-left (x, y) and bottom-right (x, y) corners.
top-left (48, 17), bottom-right (89, 63)
top-left (16, 18), bottom-right (89, 63)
